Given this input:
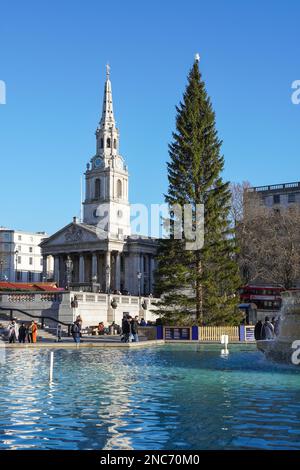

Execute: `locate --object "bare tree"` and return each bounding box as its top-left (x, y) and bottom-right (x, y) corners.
top-left (230, 181), bottom-right (251, 229)
top-left (237, 195), bottom-right (300, 289)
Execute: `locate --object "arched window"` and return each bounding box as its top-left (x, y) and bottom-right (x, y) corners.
top-left (113, 139), bottom-right (117, 149)
top-left (107, 138), bottom-right (111, 148)
top-left (95, 179), bottom-right (101, 199)
top-left (117, 179), bottom-right (122, 198)
top-left (100, 138), bottom-right (104, 149)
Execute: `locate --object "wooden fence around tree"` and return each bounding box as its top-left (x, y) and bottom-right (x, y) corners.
top-left (199, 326), bottom-right (240, 342)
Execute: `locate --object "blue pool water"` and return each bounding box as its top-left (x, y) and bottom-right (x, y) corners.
top-left (0, 344), bottom-right (299, 450)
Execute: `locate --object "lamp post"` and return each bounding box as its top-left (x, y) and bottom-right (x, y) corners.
top-left (65, 256), bottom-right (73, 290)
top-left (15, 250), bottom-right (19, 282)
top-left (105, 265), bottom-right (110, 294)
top-left (92, 274), bottom-right (98, 293)
top-left (137, 271), bottom-right (142, 298)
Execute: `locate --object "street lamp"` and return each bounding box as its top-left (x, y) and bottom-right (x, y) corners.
top-left (65, 256), bottom-right (73, 290)
top-left (105, 265), bottom-right (110, 294)
top-left (137, 271), bottom-right (142, 298)
top-left (15, 250), bottom-right (19, 282)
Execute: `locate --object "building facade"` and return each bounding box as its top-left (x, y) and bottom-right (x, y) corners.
top-left (246, 181), bottom-right (300, 208)
top-left (41, 66), bottom-right (158, 295)
top-left (0, 228), bottom-right (52, 282)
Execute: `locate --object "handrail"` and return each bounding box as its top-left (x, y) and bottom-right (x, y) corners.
top-left (0, 307), bottom-right (72, 333)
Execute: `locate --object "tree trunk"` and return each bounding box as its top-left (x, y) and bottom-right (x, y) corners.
top-left (196, 252), bottom-right (203, 324)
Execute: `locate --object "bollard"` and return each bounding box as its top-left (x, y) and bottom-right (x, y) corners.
top-left (49, 351), bottom-right (54, 382)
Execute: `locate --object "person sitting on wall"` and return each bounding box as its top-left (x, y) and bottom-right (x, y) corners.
top-left (140, 318), bottom-right (146, 327)
top-left (97, 322), bottom-right (105, 335)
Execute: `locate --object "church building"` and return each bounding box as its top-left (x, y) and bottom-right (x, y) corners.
top-left (40, 66), bottom-right (157, 296)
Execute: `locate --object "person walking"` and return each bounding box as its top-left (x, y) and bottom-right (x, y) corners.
top-left (261, 316), bottom-right (275, 340)
top-left (131, 316), bottom-right (139, 342)
top-left (18, 323), bottom-right (27, 343)
top-left (8, 320), bottom-right (18, 343)
top-left (254, 320), bottom-right (263, 340)
top-left (71, 320), bottom-right (81, 345)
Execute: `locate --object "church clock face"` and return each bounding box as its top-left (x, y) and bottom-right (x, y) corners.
top-left (94, 157), bottom-right (102, 168)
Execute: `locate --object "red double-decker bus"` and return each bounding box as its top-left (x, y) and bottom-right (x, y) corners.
top-left (239, 285), bottom-right (283, 312)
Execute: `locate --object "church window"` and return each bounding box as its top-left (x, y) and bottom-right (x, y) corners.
top-left (117, 179), bottom-right (122, 198)
top-left (95, 178), bottom-right (101, 199)
top-left (100, 138), bottom-right (104, 148)
top-left (107, 138), bottom-right (111, 148)
top-left (113, 139), bottom-right (117, 149)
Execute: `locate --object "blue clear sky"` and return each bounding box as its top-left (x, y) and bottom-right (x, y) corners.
top-left (1, 0), bottom-right (300, 235)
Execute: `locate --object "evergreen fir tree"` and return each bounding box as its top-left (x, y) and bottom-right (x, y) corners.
top-left (154, 57), bottom-right (241, 325)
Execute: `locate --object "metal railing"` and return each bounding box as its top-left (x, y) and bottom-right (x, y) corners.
top-left (247, 181), bottom-right (300, 193)
top-left (0, 306), bottom-right (73, 336)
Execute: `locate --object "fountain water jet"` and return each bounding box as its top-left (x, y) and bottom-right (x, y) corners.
top-left (257, 290), bottom-right (300, 364)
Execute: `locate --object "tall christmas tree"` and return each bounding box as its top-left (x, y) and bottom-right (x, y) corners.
top-left (155, 56), bottom-right (241, 325)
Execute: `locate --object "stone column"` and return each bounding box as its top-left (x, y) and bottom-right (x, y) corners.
top-left (79, 254), bottom-right (85, 283)
top-left (54, 256), bottom-right (60, 284)
top-left (140, 254), bottom-right (145, 296)
top-left (105, 251), bottom-right (111, 293)
top-left (115, 252), bottom-right (121, 292)
top-left (92, 253), bottom-right (98, 281)
top-left (133, 253), bottom-right (141, 296)
top-left (149, 256), bottom-right (155, 294)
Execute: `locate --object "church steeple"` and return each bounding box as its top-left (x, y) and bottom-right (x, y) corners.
top-left (83, 64), bottom-right (130, 237)
top-left (100, 64), bottom-right (115, 127)
top-left (95, 64), bottom-right (119, 159)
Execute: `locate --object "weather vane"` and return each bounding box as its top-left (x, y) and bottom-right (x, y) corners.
top-left (106, 63), bottom-right (110, 78)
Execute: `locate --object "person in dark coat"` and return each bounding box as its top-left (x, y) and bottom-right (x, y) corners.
top-left (254, 320), bottom-right (263, 340)
top-left (18, 323), bottom-right (27, 343)
top-left (71, 321), bottom-right (81, 344)
top-left (122, 316), bottom-right (131, 343)
top-left (261, 316), bottom-right (275, 340)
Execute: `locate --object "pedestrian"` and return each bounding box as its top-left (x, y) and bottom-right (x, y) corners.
top-left (254, 320), bottom-right (263, 340)
top-left (121, 315), bottom-right (131, 343)
top-left (140, 318), bottom-right (146, 327)
top-left (56, 323), bottom-right (62, 342)
top-left (261, 316), bottom-right (275, 340)
top-left (8, 320), bottom-right (18, 343)
top-left (32, 321), bottom-right (38, 343)
top-left (71, 320), bottom-right (81, 345)
top-left (18, 323), bottom-right (27, 343)
top-left (131, 316), bottom-right (139, 342)
top-left (28, 321), bottom-right (34, 343)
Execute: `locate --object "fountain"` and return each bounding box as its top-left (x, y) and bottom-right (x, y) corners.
top-left (257, 290), bottom-right (300, 364)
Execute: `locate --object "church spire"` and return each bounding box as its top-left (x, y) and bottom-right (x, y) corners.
top-left (99, 63), bottom-right (115, 127)
top-left (95, 64), bottom-right (119, 158)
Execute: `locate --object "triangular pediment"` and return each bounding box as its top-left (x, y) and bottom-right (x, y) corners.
top-left (40, 222), bottom-right (107, 248)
